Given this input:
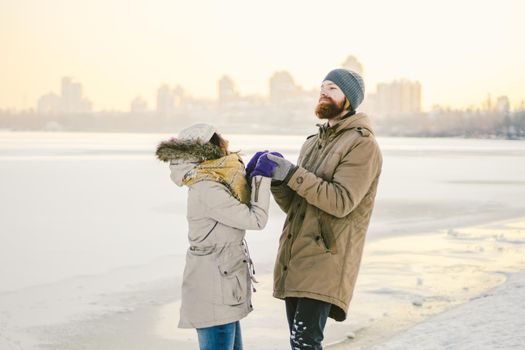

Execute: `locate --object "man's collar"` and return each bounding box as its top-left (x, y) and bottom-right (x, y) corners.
top-left (328, 110), bottom-right (356, 128)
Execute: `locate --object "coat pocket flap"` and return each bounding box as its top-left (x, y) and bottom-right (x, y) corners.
top-left (217, 255), bottom-right (249, 306)
top-left (218, 255), bottom-right (247, 276)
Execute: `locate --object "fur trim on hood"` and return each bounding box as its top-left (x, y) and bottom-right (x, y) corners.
top-left (156, 138), bottom-right (225, 162)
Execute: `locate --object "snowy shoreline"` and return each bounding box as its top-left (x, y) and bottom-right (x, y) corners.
top-left (325, 218), bottom-right (525, 350)
top-left (2, 218), bottom-right (524, 349)
top-left (365, 270), bottom-right (525, 350)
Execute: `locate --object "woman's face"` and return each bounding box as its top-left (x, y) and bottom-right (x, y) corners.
top-left (211, 133), bottom-right (230, 155)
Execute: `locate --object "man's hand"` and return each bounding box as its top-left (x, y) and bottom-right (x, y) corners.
top-left (266, 153), bottom-right (295, 181)
top-left (248, 151), bottom-right (284, 180)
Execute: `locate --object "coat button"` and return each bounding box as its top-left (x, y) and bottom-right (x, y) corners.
top-left (316, 235), bottom-right (321, 241)
top-left (287, 234), bottom-right (292, 239)
top-left (296, 177), bottom-right (304, 184)
top-left (283, 266), bottom-right (288, 271)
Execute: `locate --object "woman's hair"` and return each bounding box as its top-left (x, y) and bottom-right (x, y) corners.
top-left (209, 133), bottom-right (230, 155)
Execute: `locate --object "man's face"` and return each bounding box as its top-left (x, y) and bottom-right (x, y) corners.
top-left (315, 80), bottom-right (346, 120)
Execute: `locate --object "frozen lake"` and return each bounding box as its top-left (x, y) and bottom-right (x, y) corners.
top-left (1, 132), bottom-right (525, 293)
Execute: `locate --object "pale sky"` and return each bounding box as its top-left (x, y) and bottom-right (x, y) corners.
top-left (1, 0), bottom-right (524, 111)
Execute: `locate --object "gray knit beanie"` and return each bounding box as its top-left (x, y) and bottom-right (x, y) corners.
top-left (324, 68), bottom-right (365, 111)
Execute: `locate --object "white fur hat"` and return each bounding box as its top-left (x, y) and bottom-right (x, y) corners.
top-left (177, 123), bottom-right (217, 143)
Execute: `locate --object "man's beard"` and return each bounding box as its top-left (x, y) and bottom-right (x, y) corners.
top-left (315, 98), bottom-right (344, 120)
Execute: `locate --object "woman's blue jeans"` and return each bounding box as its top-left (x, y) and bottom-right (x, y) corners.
top-left (196, 321), bottom-right (243, 350)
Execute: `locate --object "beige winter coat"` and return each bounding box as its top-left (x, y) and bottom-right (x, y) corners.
top-left (170, 162), bottom-right (271, 329)
top-left (271, 113), bottom-right (382, 321)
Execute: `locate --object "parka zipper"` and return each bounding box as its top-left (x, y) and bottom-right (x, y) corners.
top-left (254, 177), bottom-right (262, 202)
top-left (285, 136), bottom-right (326, 269)
top-left (286, 130), bottom-right (342, 263)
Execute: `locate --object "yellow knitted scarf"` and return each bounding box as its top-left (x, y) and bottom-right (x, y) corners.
top-left (182, 153), bottom-right (250, 205)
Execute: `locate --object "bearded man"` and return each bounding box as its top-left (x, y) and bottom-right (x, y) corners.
top-left (249, 68), bottom-right (383, 349)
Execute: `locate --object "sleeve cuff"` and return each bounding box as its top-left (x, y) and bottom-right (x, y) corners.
top-left (283, 165), bottom-right (299, 185)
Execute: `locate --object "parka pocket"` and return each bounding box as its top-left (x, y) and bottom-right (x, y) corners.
top-left (317, 224), bottom-right (337, 254)
top-left (218, 255), bottom-right (249, 306)
top-left (317, 211), bottom-right (347, 254)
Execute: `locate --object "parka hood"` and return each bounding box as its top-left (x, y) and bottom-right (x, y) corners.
top-left (169, 161), bottom-right (197, 187)
top-left (156, 138), bottom-right (225, 163)
top-left (318, 112), bottom-right (375, 140)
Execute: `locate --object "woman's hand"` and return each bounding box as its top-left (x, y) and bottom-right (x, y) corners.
top-left (245, 151), bottom-right (267, 178)
top-left (250, 152), bottom-right (283, 179)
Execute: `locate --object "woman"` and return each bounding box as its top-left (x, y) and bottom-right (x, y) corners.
top-left (156, 123), bottom-right (275, 350)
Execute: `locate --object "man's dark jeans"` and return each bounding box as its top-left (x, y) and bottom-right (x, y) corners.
top-left (285, 297), bottom-right (332, 349)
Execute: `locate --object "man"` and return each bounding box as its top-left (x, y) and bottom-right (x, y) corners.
top-left (255, 68), bottom-right (382, 349)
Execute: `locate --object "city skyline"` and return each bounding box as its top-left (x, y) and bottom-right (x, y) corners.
top-left (1, 61), bottom-right (522, 139)
top-left (1, 0), bottom-right (524, 111)
top-left (30, 68), bottom-right (518, 116)
top-left (4, 61), bottom-right (522, 114)
top-left (34, 64), bottom-right (428, 115)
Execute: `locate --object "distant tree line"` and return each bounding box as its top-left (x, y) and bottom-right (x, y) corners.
top-left (0, 108), bottom-right (524, 139)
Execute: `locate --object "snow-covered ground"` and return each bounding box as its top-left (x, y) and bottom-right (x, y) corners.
top-left (325, 218), bottom-right (525, 350)
top-left (1, 132), bottom-right (525, 349)
top-left (368, 271), bottom-right (525, 350)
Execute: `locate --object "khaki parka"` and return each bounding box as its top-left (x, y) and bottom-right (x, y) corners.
top-left (157, 140), bottom-right (271, 329)
top-left (271, 113), bottom-right (382, 321)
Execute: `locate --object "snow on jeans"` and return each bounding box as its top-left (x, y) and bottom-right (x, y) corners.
top-left (285, 297), bottom-right (332, 350)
